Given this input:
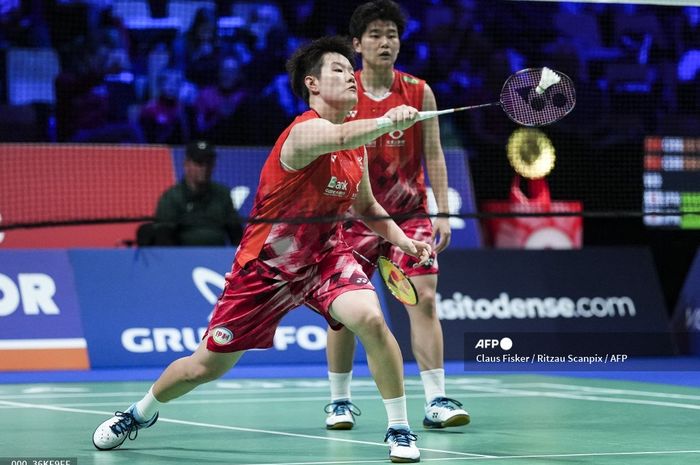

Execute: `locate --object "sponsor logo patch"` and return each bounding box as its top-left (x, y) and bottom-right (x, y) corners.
top-left (211, 326), bottom-right (234, 345)
top-left (325, 176), bottom-right (350, 197)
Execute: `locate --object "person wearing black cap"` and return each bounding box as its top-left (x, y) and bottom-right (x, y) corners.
top-left (150, 140), bottom-right (243, 246)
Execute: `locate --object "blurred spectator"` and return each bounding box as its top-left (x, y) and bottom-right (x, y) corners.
top-left (139, 67), bottom-right (190, 144)
top-left (94, 7), bottom-right (132, 73)
top-left (613, 4), bottom-right (670, 64)
top-left (173, 6), bottom-right (220, 86)
top-left (674, 7), bottom-right (700, 113)
top-left (1, 0), bottom-right (695, 151)
top-left (0, 0), bottom-right (50, 48)
top-left (251, 72), bottom-right (306, 145)
top-left (279, 1), bottom-right (355, 39)
top-left (548, 2), bottom-right (623, 82)
top-left (54, 37), bottom-right (143, 142)
top-left (193, 55), bottom-right (254, 144)
top-left (674, 6), bottom-right (700, 54)
top-left (142, 141), bottom-right (243, 246)
top-left (457, 50), bottom-right (521, 200)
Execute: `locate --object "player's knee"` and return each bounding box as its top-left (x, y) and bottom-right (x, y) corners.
top-left (355, 308), bottom-right (387, 337)
top-left (417, 287), bottom-right (437, 310)
top-left (418, 287), bottom-right (435, 307)
top-left (184, 361), bottom-right (224, 384)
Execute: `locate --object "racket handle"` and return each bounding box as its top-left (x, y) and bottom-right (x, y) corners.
top-left (417, 109), bottom-right (454, 121)
top-left (375, 117), bottom-right (394, 129)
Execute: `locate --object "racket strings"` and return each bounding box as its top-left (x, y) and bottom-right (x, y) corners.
top-left (500, 68), bottom-right (576, 126)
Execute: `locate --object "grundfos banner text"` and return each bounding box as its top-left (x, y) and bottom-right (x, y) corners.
top-left (0, 248), bottom-right (387, 369)
top-left (69, 248), bottom-right (384, 368)
top-left (385, 247), bottom-right (675, 360)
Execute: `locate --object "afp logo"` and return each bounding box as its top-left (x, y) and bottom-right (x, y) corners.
top-left (475, 337), bottom-right (513, 351)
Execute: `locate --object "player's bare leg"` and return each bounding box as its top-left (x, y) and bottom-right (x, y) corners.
top-left (331, 290), bottom-right (403, 399)
top-left (330, 289), bottom-right (419, 462)
top-left (405, 274), bottom-right (442, 371)
top-left (325, 325), bottom-right (359, 429)
top-left (93, 339), bottom-right (243, 450)
top-left (152, 338), bottom-right (244, 401)
top-left (327, 325), bottom-right (356, 374)
top-left (408, 274), bottom-right (470, 429)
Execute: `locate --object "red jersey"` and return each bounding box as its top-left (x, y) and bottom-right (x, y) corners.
top-left (235, 110), bottom-right (365, 278)
top-left (348, 69), bottom-right (427, 215)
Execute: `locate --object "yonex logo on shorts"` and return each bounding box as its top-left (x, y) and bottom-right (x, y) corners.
top-left (351, 274), bottom-right (369, 285)
top-left (211, 327), bottom-right (234, 345)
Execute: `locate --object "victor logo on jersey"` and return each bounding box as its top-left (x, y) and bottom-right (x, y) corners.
top-left (325, 176), bottom-right (350, 197)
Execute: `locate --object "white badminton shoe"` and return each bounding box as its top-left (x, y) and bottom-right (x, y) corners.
top-left (93, 404), bottom-right (159, 450)
top-left (422, 397), bottom-right (470, 429)
top-left (324, 400), bottom-right (361, 430)
top-left (385, 427), bottom-right (420, 463)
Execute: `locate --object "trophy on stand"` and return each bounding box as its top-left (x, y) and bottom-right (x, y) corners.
top-left (481, 128), bottom-right (583, 249)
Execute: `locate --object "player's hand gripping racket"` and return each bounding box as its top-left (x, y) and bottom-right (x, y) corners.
top-left (418, 67), bottom-right (576, 127)
top-left (353, 251), bottom-right (418, 306)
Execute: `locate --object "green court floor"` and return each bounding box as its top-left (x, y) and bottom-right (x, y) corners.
top-left (1, 374), bottom-right (699, 464)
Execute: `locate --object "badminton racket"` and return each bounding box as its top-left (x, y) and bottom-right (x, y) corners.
top-left (352, 250), bottom-right (418, 306)
top-left (418, 67), bottom-right (576, 127)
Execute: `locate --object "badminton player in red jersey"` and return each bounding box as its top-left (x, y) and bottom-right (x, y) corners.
top-left (323, 0), bottom-right (470, 431)
top-left (92, 36), bottom-right (427, 463)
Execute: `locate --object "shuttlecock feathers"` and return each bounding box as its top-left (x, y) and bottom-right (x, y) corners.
top-left (536, 67), bottom-right (561, 94)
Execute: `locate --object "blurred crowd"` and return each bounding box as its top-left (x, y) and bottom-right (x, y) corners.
top-left (0, 0), bottom-right (698, 147)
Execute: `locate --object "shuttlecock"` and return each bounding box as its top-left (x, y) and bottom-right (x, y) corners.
top-left (536, 67), bottom-right (561, 94)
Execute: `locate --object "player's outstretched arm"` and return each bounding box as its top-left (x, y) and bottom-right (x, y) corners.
top-left (422, 84), bottom-right (452, 253)
top-left (280, 105), bottom-right (419, 170)
top-left (353, 152), bottom-right (431, 266)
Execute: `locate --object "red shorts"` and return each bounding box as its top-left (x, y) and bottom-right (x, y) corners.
top-left (342, 217), bottom-right (439, 278)
top-left (205, 245), bottom-right (374, 353)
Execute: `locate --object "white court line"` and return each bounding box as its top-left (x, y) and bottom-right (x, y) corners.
top-left (0, 385), bottom-right (433, 400)
top-left (3, 382), bottom-right (700, 411)
top-left (506, 382), bottom-right (700, 401)
top-left (0, 338), bottom-right (87, 349)
top-left (0, 399), bottom-right (493, 459)
top-left (0, 392), bottom-right (526, 409)
top-left (1, 376), bottom-right (692, 400)
top-left (453, 384), bottom-right (700, 411)
top-left (538, 391), bottom-right (700, 410)
top-left (226, 449), bottom-right (700, 464)
top-left (2, 395), bottom-right (700, 463)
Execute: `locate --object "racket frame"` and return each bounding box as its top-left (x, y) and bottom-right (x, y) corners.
top-left (352, 251), bottom-right (419, 306)
top-left (417, 67), bottom-right (576, 127)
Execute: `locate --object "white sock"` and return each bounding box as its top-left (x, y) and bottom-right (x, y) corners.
top-left (328, 371), bottom-right (352, 402)
top-left (133, 386), bottom-right (163, 421)
top-left (420, 368), bottom-right (446, 403)
top-left (383, 395), bottom-right (409, 429)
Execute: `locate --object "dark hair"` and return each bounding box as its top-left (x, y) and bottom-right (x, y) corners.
top-left (285, 36), bottom-right (356, 105)
top-left (349, 0), bottom-right (407, 40)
